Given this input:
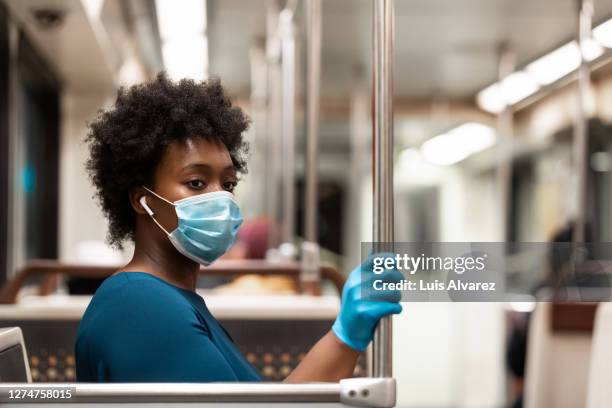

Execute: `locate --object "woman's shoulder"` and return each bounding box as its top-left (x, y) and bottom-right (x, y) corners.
top-left (87, 272), bottom-right (198, 317)
top-left (96, 271), bottom-right (177, 294)
top-left (76, 272), bottom-right (207, 365)
top-left (79, 272), bottom-right (203, 336)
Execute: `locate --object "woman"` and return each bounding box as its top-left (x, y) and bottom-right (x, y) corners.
top-left (75, 73), bottom-right (402, 382)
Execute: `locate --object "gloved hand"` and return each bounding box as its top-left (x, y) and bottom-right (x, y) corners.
top-left (332, 253), bottom-right (403, 351)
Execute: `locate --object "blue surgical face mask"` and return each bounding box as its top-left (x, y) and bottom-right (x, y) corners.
top-left (140, 186), bottom-right (243, 266)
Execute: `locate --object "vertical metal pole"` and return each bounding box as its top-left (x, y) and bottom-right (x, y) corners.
top-left (346, 78), bottom-right (369, 269)
top-left (573, 0), bottom-right (593, 244)
top-left (301, 0), bottom-right (322, 292)
top-left (304, 0), bottom-right (321, 245)
top-left (265, 0), bottom-right (282, 250)
top-left (371, 0), bottom-right (394, 378)
top-left (497, 44), bottom-right (515, 242)
top-left (280, 9), bottom-right (296, 245)
top-left (248, 42), bottom-right (269, 218)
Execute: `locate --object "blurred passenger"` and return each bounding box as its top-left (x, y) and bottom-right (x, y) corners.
top-left (75, 74), bottom-right (403, 382)
top-left (215, 217), bottom-right (298, 294)
top-left (224, 216), bottom-right (275, 260)
top-left (507, 222), bottom-right (598, 408)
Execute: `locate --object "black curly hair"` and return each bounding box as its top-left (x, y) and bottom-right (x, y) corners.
top-left (86, 73), bottom-right (250, 248)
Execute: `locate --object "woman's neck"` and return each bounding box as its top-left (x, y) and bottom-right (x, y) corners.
top-left (123, 232), bottom-right (200, 292)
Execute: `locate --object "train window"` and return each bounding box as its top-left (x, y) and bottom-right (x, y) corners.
top-left (396, 187), bottom-right (440, 242)
top-left (296, 179), bottom-right (345, 255)
top-left (17, 33), bottom-right (61, 262)
top-left (590, 120), bottom-right (612, 241)
top-left (509, 119), bottom-right (612, 243)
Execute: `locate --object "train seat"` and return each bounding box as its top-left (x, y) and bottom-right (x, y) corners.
top-left (524, 302), bottom-right (596, 408)
top-left (0, 327), bottom-right (31, 382)
top-left (587, 302), bottom-right (612, 408)
top-left (0, 292), bottom-right (364, 382)
top-left (0, 260), bottom-right (369, 382)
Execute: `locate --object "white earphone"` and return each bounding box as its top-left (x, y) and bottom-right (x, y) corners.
top-left (139, 196), bottom-right (154, 216)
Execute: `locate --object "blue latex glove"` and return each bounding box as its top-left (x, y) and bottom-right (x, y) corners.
top-left (332, 253), bottom-right (403, 351)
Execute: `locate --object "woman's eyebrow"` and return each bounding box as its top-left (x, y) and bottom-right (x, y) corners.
top-left (180, 163), bottom-right (236, 172)
top-left (181, 163), bottom-right (211, 172)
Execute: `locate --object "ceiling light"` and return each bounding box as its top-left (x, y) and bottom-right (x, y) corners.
top-left (422, 133), bottom-right (463, 166)
top-left (477, 83), bottom-right (505, 114)
top-left (594, 19), bottom-right (612, 48)
top-left (421, 123), bottom-right (496, 166)
top-left (526, 40), bottom-right (602, 86)
top-left (526, 42), bottom-right (578, 85)
top-left (162, 37), bottom-right (208, 81)
top-left (581, 38), bottom-right (604, 60)
top-left (155, 0), bottom-right (206, 40)
top-left (476, 72), bottom-right (540, 113)
top-left (155, 0), bottom-right (208, 81)
top-left (500, 71), bottom-right (540, 104)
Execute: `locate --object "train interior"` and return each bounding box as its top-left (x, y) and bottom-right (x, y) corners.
top-left (1, 0), bottom-right (612, 407)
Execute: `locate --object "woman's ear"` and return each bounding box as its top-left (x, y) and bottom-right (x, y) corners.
top-left (129, 187), bottom-right (149, 215)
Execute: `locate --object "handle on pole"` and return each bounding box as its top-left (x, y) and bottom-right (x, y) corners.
top-left (371, 0), bottom-right (395, 378)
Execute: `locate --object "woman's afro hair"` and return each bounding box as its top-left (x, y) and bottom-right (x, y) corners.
top-left (86, 72), bottom-right (249, 248)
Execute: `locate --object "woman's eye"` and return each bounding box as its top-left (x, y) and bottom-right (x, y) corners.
top-left (223, 181), bottom-right (238, 192)
top-left (187, 179), bottom-right (206, 189)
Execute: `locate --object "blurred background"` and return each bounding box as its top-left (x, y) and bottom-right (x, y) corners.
top-left (1, 0), bottom-right (612, 407)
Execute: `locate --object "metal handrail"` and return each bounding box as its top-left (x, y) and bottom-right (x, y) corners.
top-left (0, 378), bottom-right (396, 406)
top-left (0, 260), bottom-right (346, 304)
top-left (29, 383), bottom-right (340, 403)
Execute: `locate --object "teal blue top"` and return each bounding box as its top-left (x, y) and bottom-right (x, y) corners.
top-left (75, 272), bottom-right (262, 382)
